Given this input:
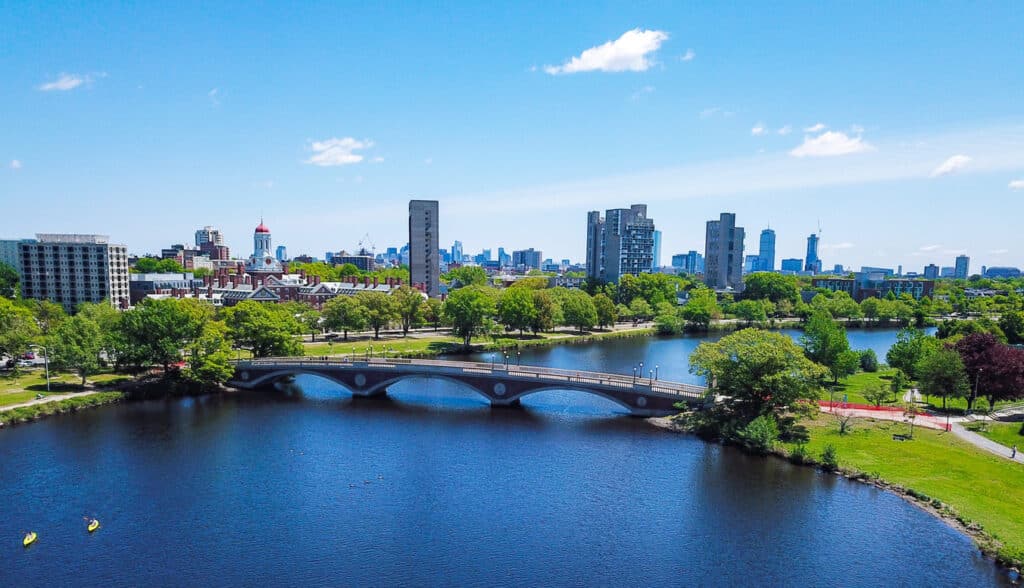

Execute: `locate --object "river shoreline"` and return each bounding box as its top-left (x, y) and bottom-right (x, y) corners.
top-left (647, 414), bottom-right (1022, 581)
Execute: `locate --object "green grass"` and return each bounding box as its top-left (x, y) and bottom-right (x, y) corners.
top-left (795, 415), bottom-right (1024, 564)
top-left (965, 421), bottom-right (1024, 449)
top-left (0, 391), bottom-right (124, 425)
top-left (0, 369), bottom-right (132, 407)
top-left (827, 369), bottom-right (903, 406)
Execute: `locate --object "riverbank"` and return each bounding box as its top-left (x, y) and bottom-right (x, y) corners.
top-left (0, 391), bottom-right (125, 427)
top-left (648, 412), bottom-right (1024, 574)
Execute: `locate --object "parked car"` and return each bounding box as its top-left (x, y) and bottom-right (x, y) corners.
top-left (21, 352), bottom-right (35, 360)
top-left (17, 360), bottom-right (34, 368)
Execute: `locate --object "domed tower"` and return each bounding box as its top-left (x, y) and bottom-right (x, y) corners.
top-left (247, 219), bottom-right (283, 274)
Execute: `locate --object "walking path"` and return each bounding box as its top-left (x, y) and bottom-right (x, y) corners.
top-left (949, 422), bottom-right (1024, 464)
top-left (0, 390), bottom-right (101, 412)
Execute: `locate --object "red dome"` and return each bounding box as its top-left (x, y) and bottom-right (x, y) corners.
top-left (255, 222), bottom-right (270, 234)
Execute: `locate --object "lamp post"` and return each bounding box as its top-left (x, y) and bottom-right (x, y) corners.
top-left (504, 352), bottom-right (509, 368)
top-left (490, 353), bottom-right (495, 368)
top-left (655, 365), bottom-right (659, 381)
top-left (516, 350), bottom-right (521, 366)
top-left (30, 344), bottom-right (49, 392)
top-left (633, 366), bottom-right (637, 384)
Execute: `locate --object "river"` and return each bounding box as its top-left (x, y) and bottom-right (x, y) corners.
top-left (0, 327), bottom-right (1010, 586)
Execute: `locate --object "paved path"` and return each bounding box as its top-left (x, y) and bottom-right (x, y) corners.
top-left (950, 422), bottom-right (1024, 464)
top-left (0, 390), bottom-right (101, 412)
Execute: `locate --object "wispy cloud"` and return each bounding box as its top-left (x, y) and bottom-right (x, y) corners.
top-left (822, 242), bottom-right (855, 250)
top-left (750, 123), bottom-right (766, 136)
top-left (1008, 179), bottom-right (1024, 190)
top-left (38, 72), bottom-right (104, 91)
top-left (930, 154), bottom-right (971, 177)
top-left (777, 125), bottom-right (792, 136)
top-left (544, 29), bottom-right (669, 75)
top-left (9, 159), bottom-right (22, 170)
top-left (790, 131), bottom-right (874, 158)
top-left (804, 123), bottom-right (827, 133)
top-left (630, 85), bottom-right (655, 102)
top-left (208, 88), bottom-right (220, 106)
top-left (305, 137), bottom-right (374, 167)
top-left (919, 244), bottom-right (942, 251)
top-left (680, 49), bottom-right (695, 62)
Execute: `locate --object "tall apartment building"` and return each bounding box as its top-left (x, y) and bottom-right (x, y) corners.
top-left (9, 234), bottom-right (130, 310)
top-left (923, 264), bottom-right (940, 280)
top-left (805, 233), bottom-right (821, 273)
top-left (704, 213), bottom-right (745, 291)
top-left (585, 204), bottom-right (656, 283)
top-left (757, 228), bottom-right (776, 272)
top-left (671, 251), bottom-right (704, 275)
top-left (195, 225), bottom-right (230, 260)
top-left (955, 255), bottom-right (970, 280)
top-left (450, 240), bottom-right (463, 264)
top-left (652, 230), bottom-right (662, 270)
top-left (409, 200), bottom-right (440, 297)
top-left (512, 248), bottom-right (542, 270)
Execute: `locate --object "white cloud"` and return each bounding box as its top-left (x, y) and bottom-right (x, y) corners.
top-left (305, 137), bottom-right (373, 166)
top-left (630, 85), bottom-right (655, 101)
top-left (804, 123), bottom-right (827, 133)
top-left (750, 123), bottom-right (766, 136)
top-left (790, 131), bottom-right (874, 158)
top-left (919, 244), bottom-right (942, 251)
top-left (777, 125), bottom-right (792, 136)
top-left (9, 159), bottom-right (22, 170)
top-left (822, 242), bottom-right (855, 250)
top-left (680, 49), bottom-right (695, 62)
top-left (1008, 179), bottom-right (1024, 190)
top-left (930, 154), bottom-right (971, 177)
top-left (544, 29), bottom-right (669, 75)
top-left (38, 72), bottom-right (104, 91)
top-left (208, 88), bottom-right (220, 106)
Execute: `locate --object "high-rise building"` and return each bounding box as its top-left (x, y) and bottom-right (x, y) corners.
top-left (194, 226), bottom-right (224, 247)
top-left (940, 266), bottom-right (955, 278)
top-left (757, 228), bottom-right (776, 272)
top-left (497, 247), bottom-right (511, 268)
top-left (11, 234), bottom-right (130, 310)
top-left (805, 234), bottom-right (821, 273)
top-left (744, 255), bottom-right (760, 274)
top-left (275, 245), bottom-right (288, 262)
top-left (512, 248), bottom-right (543, 270)
top-left (585, 204), bottom-right (656, 283)
top-left (923, 264), bottom-right (940, 280)
top-left (671, 251), bottom-right (704, 275)
top-left (955, 255), bottom-right (970, 280)
top-left (704, 213), bottom-right (745, 291)
top-left (781, 258), bottom-right (803, 273)
top-left (651, 230), bottom-right (662, 271)
top-left (409, 200), bottom-right (440, 297)
top-left (450, 241), bottom-right (463, 264)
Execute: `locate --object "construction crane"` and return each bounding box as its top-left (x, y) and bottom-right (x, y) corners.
top-left (357, 233), bottom-right (376, 256)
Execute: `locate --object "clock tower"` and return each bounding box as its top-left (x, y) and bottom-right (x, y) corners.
top-left (246, 219), bottom-right (283, 274)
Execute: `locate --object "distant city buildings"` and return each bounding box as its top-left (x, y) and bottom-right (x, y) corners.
top-left (781, 258), bottom-right (803, 273)
top-left (195, 225), bottom-right (230, 260)
top-left (585, 204), bottom-right (656, 283)
top-left (955, 255), bottom-right (970, 280)
top-left (704, 213), bottom-right (744, 291)
top-left (652, 230), bottom-right (662, 270)
top-left (409, 200), bottom-right (440, 297)
top-left (757, 229), bottom-right (775, 272)
top-left (245, 221), bottom-right (283, 275)
top-left (670, 251), bottom-right (704, 275)
top-left (3, 234), bottom-right (130, 310)
top-left (512, 248), bottom-right (542, 270)
top-left (450, 240), bottom-right (463, 264)
top-left (276, 245), bottom-right (288, 262)
top-left (813, 274), bottom-right (935, 302)
top-left (985, 266), bottom-right (1021, 279)
top-left (923, 264), bottom-right (939, 280)
top-left (805, 233), bottom-right (821, 273)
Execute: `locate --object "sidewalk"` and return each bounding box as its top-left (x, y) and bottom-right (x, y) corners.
top-left (0, 390), bottom-right (101, 412)
top-left (949, 422), bottom-right (1024, 464)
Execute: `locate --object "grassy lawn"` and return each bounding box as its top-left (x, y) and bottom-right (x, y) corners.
top-left (965, 421), bottom-right (1024, 449)
top-left (0, 369), bottom-right (132, 408)
top-left (796, 415), bottom-right (1024, 562)
top-left (826, 369), bottom-right (903, 406)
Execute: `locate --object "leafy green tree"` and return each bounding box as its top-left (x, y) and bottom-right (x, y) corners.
top-left (860, 297), bottom-right (881, 324)
top-left (833, 350), bottom-right (862, 382)
top-left (628, 298), bottom-right (653, 322)
top-left (680, 288), bottom-right (719, 330)
top-left (801, 310), bottom-right (855, 383)
top-left (497, 287), bottom-right (536, 335)
top-left (731, 299), bottom-right (768, 326)
top-left (828, 292), bottom-right (862, 320)
top-left (133, 257), bottom-right (185, 273)
top-left (859, 349), bottom-right (879, 372)
top-left (593, 293), bottom-right (617, 329)
top-left (561, 289), bottom-right (598, 333)
top-left (885, 328), bottom-right (939, 379)
top-left (28, 299), bottom-right (67, 336)
top-left (736, 414), bottom-right (780, 454)
top-left (444, 266), bottom-right (488, 288)
top-left (423, 297), bottom-right (445, 331)
top-left (890, 369), bottom-right (908, 403)
top-left (322, 296), bottom-right (368, 340)
top-left (654, 309), bottom-right (682, 335)
top-left (615, 303), bottom-right (633, 325)
top-left (183, 320), bottom-right (235, 387)
top-left (223, 300), bottom-right (303, 358)
top-left (0, 298), bottom-right (40, 362)
top-left (509, 276), bottom-right (549, 290)
top-left (915, 346), bottom-right (970, 411)
top-left (47, 314), bottom-right (104, 385)
top-left (119, 298), bottom-right (206, 371)
top-left (690, 328), bottom-right (827, 422)
top-left (337, 263), bottom-right (360, 277)
top-left (355, 291), bottom-right (398, 339)
top-left (0, 261), bottom-right (19, 299)
top-left (633, 273), bottom-right (676, 307)
top-left (282, 302), bottom-right (322, 342)
top-left (443, 286), bottom-right (497, 346)
top-left (864, 382), bottom-right (890, 407)
top-left (616, 274), bottom-right (640, 305)
top-left (530, 290), bottom-right (556, 334)
top-left (742, 272), bottom-right (799, 304)
top-left (391, 286), bottom-right (425, 336)
top-left (999, 311), bottom-right (1024, 345)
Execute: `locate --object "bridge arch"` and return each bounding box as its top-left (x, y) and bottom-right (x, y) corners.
top-left (237, 369), bottom-right (492, 402)
top-left (505, 385), bottom-right (636, 413)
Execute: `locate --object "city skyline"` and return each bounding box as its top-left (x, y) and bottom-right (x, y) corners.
top-left (2, 3), bottom-right (1023, 269)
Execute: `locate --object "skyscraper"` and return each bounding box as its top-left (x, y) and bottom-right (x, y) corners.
top-left (409, 200), bottom-right (440, 297)
top-left (275, 245), bottom-right (288, 262)
top-left (584, 205), bottom-right (656, 283)
top-left (955, 255), bottom-right (970, 280)
top-left (450, 240), bottom-right (463, 264)
top-left (757, 228), bottom-right (776, 272)
top-left (704, 213), bottom-right (745, 291)
top-left (805, 233), bottom-right (821, 273)
top-left (512, 248), bottom-right (542, 270)
top-left (923, 264), bottom-right (939, 279)
top-left (652, 230), bottom-right (662, 271)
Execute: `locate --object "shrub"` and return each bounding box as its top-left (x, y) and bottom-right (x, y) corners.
top-left (1019, 420), bottom-right (1024, 436)
top-left (820, 444), bottom-right (839, 471)
top-left (789, 443), bottom-right (812, 465)
top-left (736, 414), bottom-right (779, 455)
top-left (860, 349), bottom-right (879, 372)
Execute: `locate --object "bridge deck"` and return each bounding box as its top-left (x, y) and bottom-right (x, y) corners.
top-left (235, 357), bottom-right (709, 401)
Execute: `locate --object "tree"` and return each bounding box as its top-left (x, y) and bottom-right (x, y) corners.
top-left (443, 286), bottom-right (497, 346)
top-left (833, 350), bottom-right (862, 383)
top-left (28, 300), bottom-right (67, 336)
top-left (736, 414), bottom-right (779, 454)
top-left (864, 382), bottom-right (890, 407)
top-left (915, 346), bottom-right (970, 411)
top-left (593, 293), bottom-right (617, 329)
top-left (444, 266), bottom-right (488, 288)
top-left (0, 261), bottom-right (19, 299)
top-left (801, 310), bottom-right (854, 383)
top-left (616, 274), bottom-right (640, 305)
top-left (322, 296), bottom-right (368, 341)
top-left (628, 298), bottom-right (653, 323)
top-left (885, 328), bottom-right (938, 379)
top-left (999, 311), bottom-right (1024, 344)
top-left (282, 302), bottom-right (322, 342)
top-left (133, 257), bottom-right (184, 273)
top-left (223, 300), bottom-right (303, 358)
top-left (391, 286), bottom-right (425, 336)
top-left (48, 314), bottom-right (104, 385)
top-left (497, 287), bottom-right (536, 335)
top-left (860, 349), bottom-right (879, 372)
top-left (355, 291), bottom-right (398, 339)
top-left (530, 289), bottom-right (556, 334)
top-left (731, 299), bottom-right (768, 326)
top-left (183, 320), bottom-right (235, 387)
top-left (742, 272), bottom-right (799, 304)
top-left (890, 369), bottom-right (908, 403)
top-left (0, 298), bottom-right (40, 363)
top-left (422, 298), bottom-right (444, 331)
top-left (690, 328), bottom-right (828, 422)
top-left (120, 298), bottom-right (206, 371)
top-left (680, 288), bottom-right (719, 330)
top-left (954, 333), bottom-right (1024, 410)
top-left (562, 289), bottom-right (598, 333)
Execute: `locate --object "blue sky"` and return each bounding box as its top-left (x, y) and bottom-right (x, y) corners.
top-left (2, 1), bottom-right (1023, 272)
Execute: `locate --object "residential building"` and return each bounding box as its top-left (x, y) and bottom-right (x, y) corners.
top-left (833, 264), bottom-right (845, 274)
top-left (331, 250), bottom-right (375, 271)
top-left (805, 233), bottom-right (821, 273)
top-left (671, 251), bottom-right (703, 275)
top-left (940, 266), bottom-right (955, 278)
top-left (585, 204), bottom-right (656, 283)
top-left (781, 258), bottom-right (803, 273)
top-left (813, 275), bottom-right (935, 302)
top-left (757, 228), bottom-right (776, 272)
top-left (129, 272), bottom-right (205, 304)
top-left (14, 234), bottom-right (130, 310)
top-left (512, 248), bottom-right (542, 270)
top-left (704, 212), bottom-right (745, 291)
top-left (955, 255), bottom-right (970, 280)
top-left (0, 238), bottom-right (34, 274)
top-left (409, 200), bottom-right (440, 297)
top-left (195, 225), bottom-right (229, 260)
top-left (923, 264), bottom-right (939, 280)
top-left (652, 230), bottom-right (662, 270)
top-left (985, 267), bottom-right (1022, 279)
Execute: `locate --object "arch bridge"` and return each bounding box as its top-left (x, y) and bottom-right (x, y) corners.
top-left (229, 357), bottom-right (709, 416)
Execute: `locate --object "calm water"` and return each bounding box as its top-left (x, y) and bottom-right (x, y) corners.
top-left (0, 327), bottom-right (1008, 587)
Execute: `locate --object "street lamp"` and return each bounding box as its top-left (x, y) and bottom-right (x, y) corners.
top-left (29, 344), bottom-right (49, 392)
top-left (490, 353), bottom-right (496, 368)
top-left (633, 366), bottom-right (637, 384)
top-left (504, 352), bottom-right (509, 368)
top-left (655, 365), bottom-right (659, 381)
top-left (516, 350), bottom-right (521, 366)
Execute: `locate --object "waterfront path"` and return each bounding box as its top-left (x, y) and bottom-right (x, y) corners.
top-left (950, 422), bottom-right (1024, 464)
top-left (0, 390), bottom-right (102, 412)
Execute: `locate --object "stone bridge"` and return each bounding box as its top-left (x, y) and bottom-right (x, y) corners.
top-left (228, 357), bottom-right (709, 417)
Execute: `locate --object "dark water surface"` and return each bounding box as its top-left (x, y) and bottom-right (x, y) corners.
top-left (0, 328), bottom-right (1009, 587)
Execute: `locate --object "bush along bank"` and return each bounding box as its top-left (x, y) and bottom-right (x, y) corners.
top-left (0, 392), bottom-right (125, 427)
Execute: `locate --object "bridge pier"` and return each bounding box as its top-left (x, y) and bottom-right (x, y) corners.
top-left (490, 398), bottom-right (521, 409)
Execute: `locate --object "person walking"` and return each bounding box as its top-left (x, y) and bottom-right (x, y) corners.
top-left (1013, 445), bottom-right (1018, 459)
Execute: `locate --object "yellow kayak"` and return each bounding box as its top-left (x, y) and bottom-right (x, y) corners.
top-left (88, 519), bottom-right (100, 533)
top-left (23, 532), bottom-right (37, 547)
